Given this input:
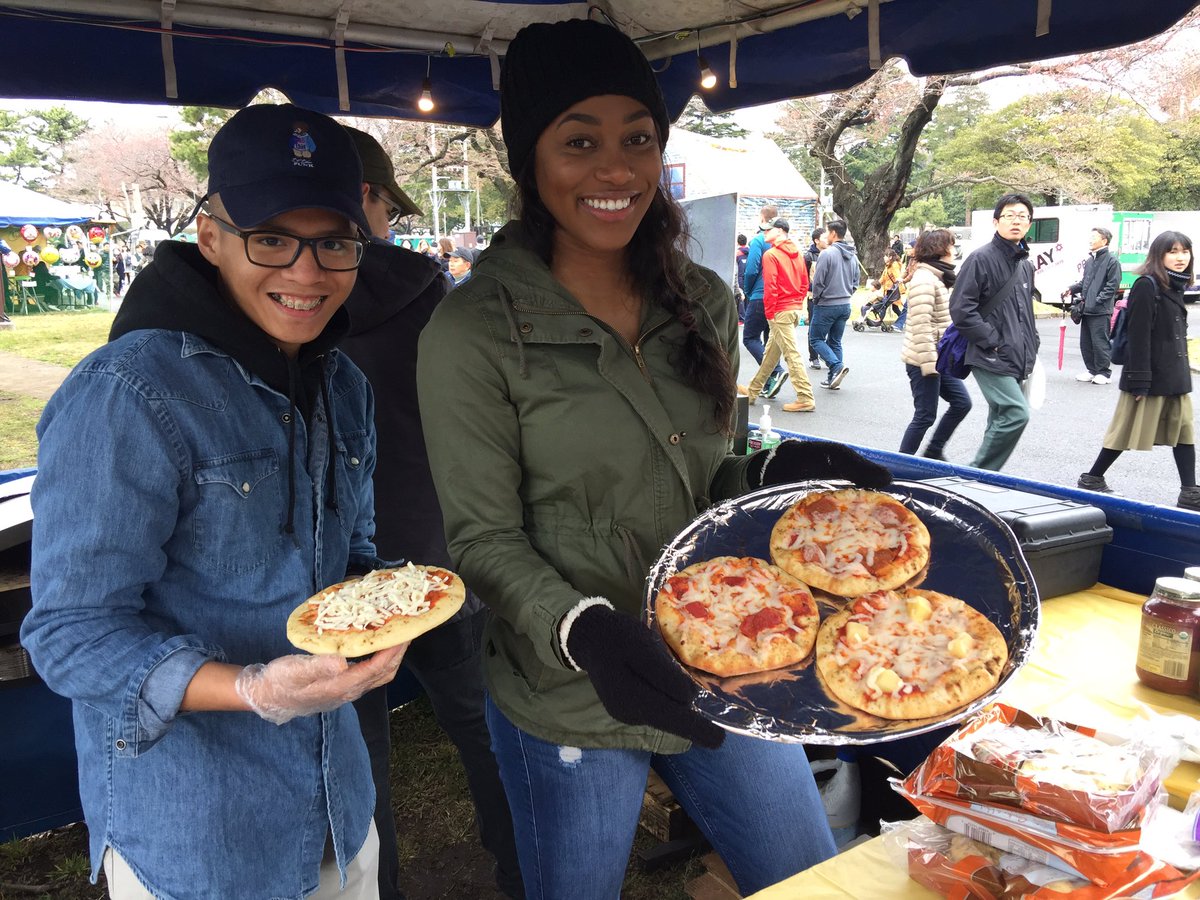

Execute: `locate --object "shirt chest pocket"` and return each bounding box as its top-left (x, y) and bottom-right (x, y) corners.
top-left (332, 431), bottom-right (371, 538)
top-left (192, 449), bottom-right (287, 574)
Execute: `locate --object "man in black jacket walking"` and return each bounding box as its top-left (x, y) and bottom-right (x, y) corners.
top-left (949, 193), bottom-right (1040, 471)
top-left (1064, 227), bottom-right (1122, 385)
top-left (803, 226), bottom-right (827, 370)
top-left (340, 128), bottom-right (523, 900)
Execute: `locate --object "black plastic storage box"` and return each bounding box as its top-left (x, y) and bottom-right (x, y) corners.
top-left (922, 476), bottom-right (1113, 600)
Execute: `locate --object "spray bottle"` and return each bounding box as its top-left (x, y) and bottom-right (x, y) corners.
top-left (746, 403), bottom-right (782, 454)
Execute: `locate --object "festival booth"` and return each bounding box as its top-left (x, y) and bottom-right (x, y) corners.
top-left (0, 181), bottom-right (106, 314)
top-left (0, 1), bottom-right (1199, 895)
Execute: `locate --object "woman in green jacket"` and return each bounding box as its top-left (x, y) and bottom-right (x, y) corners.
top-left (416, 18), bottom-right (890, 898)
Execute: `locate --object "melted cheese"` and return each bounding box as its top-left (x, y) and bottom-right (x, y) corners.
top-left (661, 558), bottom-right (811, 665)
top-left (834, 591), bottom-right (988, 697)
top-left (311, 564), bottom-right (441, 633)
top-left (784, 495), bottom-right (916, 577)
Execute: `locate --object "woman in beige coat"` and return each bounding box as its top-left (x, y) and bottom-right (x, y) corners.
top-left (898, 229), bottom-right (973, 458)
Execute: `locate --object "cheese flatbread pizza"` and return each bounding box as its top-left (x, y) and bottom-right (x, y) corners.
top-left (286, 563), bottom-right (465, 656)
top-left (656, 556), bottom-right (820, 677)
top-left (814, 588), bottom-right (1007, 720)
top-left (770, 488), bottom-right (931, 597)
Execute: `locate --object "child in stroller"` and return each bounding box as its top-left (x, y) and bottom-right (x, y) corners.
top-left (852, 279), bottom-right (903, 332)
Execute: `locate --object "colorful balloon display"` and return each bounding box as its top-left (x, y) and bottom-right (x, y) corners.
top-left (21, 250), bottom-right (39, 267)
top-left (84, 252), bottom-right (102, 268)
top-left (2, 251), bottom-right (18, 269)
top-left (20, 224), bottom-right (37, 241)
top-left (65, 225), bottom-right (85, 243)
top-left (88, 226), bottom-right (106, 243)
top-left (39, 246), bottom-right (60, 264)
top-left (59, 246), bottom-right (81, 264)
top-left (43, 226), bottom-right (62, 240)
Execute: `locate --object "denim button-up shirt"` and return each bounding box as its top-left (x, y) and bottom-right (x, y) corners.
top-left (22, 329), bottom-right (379, 899)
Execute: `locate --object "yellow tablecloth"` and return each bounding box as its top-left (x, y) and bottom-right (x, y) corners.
top-left (749, 585), bottom-right (1200, 899)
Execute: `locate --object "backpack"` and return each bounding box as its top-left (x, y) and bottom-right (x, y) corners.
top-left (936, 260), bottom-right (1029, 380)
top-left (1109, 305), bottom-right (1130, 366)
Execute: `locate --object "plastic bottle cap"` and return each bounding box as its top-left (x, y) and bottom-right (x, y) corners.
top-left (1152, 576), bottom-right (1200, 603)
top-left (1184, 566), bottom-right (1200, 583)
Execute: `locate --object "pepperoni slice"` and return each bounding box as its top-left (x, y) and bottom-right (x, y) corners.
top-left (740, 607), bottom-right (784, 638)
top-left (722, 575), bottom-right (748, 587)
top-left (808, 496), bottom-right (838, 517)
top-left (867, 547), bottom-right (897, 574)
top-left (667, 575), bottom-right (691, 597)
top-left (684, 601), bottom-right (713, 620)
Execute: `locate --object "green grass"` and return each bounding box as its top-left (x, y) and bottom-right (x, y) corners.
top-left (0, 392), bottom-right (44, 469)
top-left (0, 309), bottom-right (114, 367)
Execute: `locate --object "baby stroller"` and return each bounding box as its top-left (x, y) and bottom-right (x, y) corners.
top-left (852, 282), bottom-right (903, 333)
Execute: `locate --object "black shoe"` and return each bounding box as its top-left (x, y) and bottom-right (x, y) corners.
top-left (1077, 473), bottom-right (1113, 494)
top-left (1179, 486), bottom-right (1200, 511)
top-left (765, 371), bottom-right (789, 399)
top-left (829, 366), bottom-right (849, 390)
top-left (922, 448), bottom-right (946, 461)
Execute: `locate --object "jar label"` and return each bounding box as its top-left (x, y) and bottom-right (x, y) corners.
top-left (1137, 619), bottom-right (1194, 680)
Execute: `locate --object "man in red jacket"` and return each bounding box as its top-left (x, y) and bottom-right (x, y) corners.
top-left (743, 218), bottom-right (815, 412)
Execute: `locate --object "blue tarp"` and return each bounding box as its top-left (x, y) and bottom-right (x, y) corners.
top-left (0, 0), bottom-right (1195, 125)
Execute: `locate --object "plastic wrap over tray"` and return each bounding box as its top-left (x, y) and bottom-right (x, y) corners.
top-left (642, 480), bottom-right (1040, 744)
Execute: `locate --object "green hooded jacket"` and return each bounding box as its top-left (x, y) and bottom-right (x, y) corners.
top-left (416, 221), bottom-right (756, 752)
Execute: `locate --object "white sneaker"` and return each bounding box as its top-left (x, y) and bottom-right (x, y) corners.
top-left (1092, 374), bottom-right (1110, 385)
top-left (1075, 372), bottom-right (1094, 382)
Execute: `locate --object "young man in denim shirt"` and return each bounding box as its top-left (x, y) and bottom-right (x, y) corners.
top-left (22, 104), bottom-right (404, 899)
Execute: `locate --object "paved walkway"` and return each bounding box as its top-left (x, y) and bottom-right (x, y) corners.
top-left (0, 350), bottom-right (70, 401)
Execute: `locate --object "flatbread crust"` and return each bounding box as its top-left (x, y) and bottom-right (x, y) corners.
top-left (656, 556), bottom-right (819, 677)
top-left (286, 565), bottom-right (465, 656)
top-left (814, 588), bottom-right (1007, 720)
top-left (770, 488), bottom-right (931, 597)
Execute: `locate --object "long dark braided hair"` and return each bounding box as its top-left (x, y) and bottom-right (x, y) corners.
top-left (514, 154), bottom-right (737, 434)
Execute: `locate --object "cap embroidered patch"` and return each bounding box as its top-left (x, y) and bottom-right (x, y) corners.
top-left (291, 123), bottom-right (316, 168)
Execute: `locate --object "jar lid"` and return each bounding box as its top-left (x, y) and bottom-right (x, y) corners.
top-left (1184, 566), bottom-right (1200, 583)
top-left (1153, 576), bottom-right (1200, 603)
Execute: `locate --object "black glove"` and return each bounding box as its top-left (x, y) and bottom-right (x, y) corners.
top-left (751, 439), bottom-right (892, 489)
top-left (564, 604), bottom-right (725, 749)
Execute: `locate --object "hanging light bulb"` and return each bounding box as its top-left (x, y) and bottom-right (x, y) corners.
top-left (698, 56), bottom-right (718, 90)
top-left (418, 77), bottom-right (435, 113)
top-left (417, 56), bottom-right (436, 113)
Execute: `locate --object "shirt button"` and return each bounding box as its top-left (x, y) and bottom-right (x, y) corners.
top-left (349, 457), bottom-right (360, 467)
top-left (281, 412), bottom-right (292, 424)
top-left (115, 739), bottom-right (127, 751)
top-left (241, 482), bottom-right (251, 494)
top-left (519, 323), bottom-right (533, 334)
top-left (669, 433), bottom-right (682, 445)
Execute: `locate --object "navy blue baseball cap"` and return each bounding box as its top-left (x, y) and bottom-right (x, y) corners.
top-left (205, 103), bottom-right (370, 234)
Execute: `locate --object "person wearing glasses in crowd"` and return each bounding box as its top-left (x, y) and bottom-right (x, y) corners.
top-left (22, 104), bottom-right (400, 899)
top-left (338, 127), bottom-right (524, 900)
top-left (948, 193), bottom-right (1040, 471)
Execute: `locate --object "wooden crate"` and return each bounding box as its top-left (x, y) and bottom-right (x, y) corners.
top-left (685, 852), bottom-right (743, 900)
top-left (639, 770), bottom-right (700, 843)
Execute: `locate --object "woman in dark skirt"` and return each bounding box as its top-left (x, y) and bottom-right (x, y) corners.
top-left (1077, 231), bottom-right (1197, 510)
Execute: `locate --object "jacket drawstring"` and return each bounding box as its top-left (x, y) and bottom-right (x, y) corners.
top-left (614, 524), bottom-right (647, 587)
top-left (283, 356), bottom-right (299, 536)
top-left (318, 358), bottom-right (340, 514)
top-left (496, 283), bottom-right (530, 379)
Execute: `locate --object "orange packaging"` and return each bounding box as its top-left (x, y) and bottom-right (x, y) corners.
top-left (895, 783), bottom-right (1200, 894)
top-left (905, 703), bottom-right (1162, 833)
top-left (886, 817), bottom-right (1198, 900)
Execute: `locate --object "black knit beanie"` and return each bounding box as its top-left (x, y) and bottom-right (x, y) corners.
top-left (500, 19), bottom-right (671, 179)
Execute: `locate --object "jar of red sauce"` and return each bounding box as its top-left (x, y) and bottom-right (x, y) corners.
top-left (1136, 577), bottom-right (1200, 695)
top-left (1184, 566), bottom-right (1200, 583)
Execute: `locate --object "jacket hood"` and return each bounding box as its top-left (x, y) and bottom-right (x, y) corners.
top-left (345, 239), bottom-right (446, 335)
top-left (831, 239), bottom-right (857, 259)
top-left (110, 241), bottom-right (348, 396)
top-left (771, 237), bottom-right (800, 258)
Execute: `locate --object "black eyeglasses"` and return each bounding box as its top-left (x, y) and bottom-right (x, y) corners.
top-left (205, 211), bottom-right (366, 271)
top-left (368, 188), bottom-right (406, 228)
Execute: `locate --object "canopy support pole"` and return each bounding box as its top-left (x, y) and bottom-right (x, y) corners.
top-left (159, 0), bottom-right (177, 99)
top-left (333, 2), bottom-right (353, 112)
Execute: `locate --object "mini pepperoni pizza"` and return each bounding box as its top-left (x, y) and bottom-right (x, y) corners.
top-left (286, 563), bottom-right (465, 656)
top-left (814, 588), bottom-right (1007, 720)
top-left (770, 488), bottom-right (931, 597)
top-left (655, 556), bottom-right (820, 677)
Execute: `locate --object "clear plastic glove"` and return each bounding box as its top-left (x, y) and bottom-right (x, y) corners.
top-left (235, 645), bottom-right (406, 725)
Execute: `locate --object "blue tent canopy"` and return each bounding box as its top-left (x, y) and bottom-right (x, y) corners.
top-left (0, 180), bottom-right (92, 228)
top-left (0, 0), bottom-right (1195, 125)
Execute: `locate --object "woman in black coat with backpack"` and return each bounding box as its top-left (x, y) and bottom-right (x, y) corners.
top-left (1077, 230), bottom-right (1198, 511)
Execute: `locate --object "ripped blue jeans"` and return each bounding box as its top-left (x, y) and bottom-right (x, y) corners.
top-left (485, 696), bottom-right (835, 899)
